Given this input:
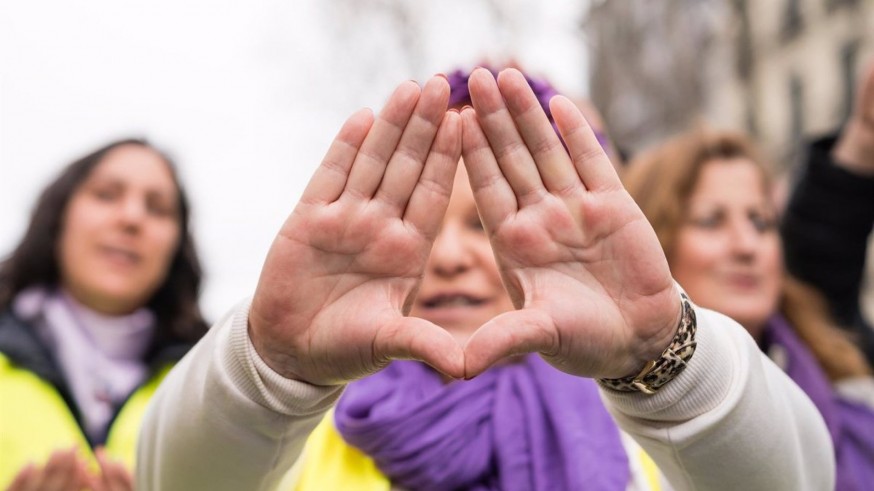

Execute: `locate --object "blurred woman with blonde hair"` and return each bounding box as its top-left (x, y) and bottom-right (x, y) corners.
top-left (625, 127), bottom-right (874, 490)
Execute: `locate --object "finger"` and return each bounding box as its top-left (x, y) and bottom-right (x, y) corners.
top-left (376, 76), bottom-right (451, 212)
top-left (463, 309), bottom-right (558, 378)
top-left (404, 110), bottom-right (461, 237)
top-left (96, 449), bottom-right (133, 491)
top-left (39, 449), bottom-right (78, 491)
top-left (550, 95), bottom-right (623, 191)
top-left (496, 69), bottom-right (580, 193)
top-left (300, 108), bottom-right (375, 205)
top-left (467, 68), bottom-right (545, 204)
top-left (343, 81), bottom-right (421, 200)
top-left (373, 317), bottom-right (465, 380)
top-left (460, 107), bottom-right (518, 227)
top-left (7, 463), bottom-right (38, 491)
top-left (75, 457), bottom-right (104, 491)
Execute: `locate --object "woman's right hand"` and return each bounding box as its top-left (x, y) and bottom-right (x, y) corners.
top-left (6, 448), bottom-right (91, 491)
top-left (5, 447), bottom-right (133, 491)
top-left (248, 75), bottom-right (464, 385)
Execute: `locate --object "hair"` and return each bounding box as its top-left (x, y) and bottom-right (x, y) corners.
top-left (624, 127), bottom-right (871, 380)
top-left (623, 128), bottom-right (773, 261)
top-left (0, 138), bottom-right (208, 349)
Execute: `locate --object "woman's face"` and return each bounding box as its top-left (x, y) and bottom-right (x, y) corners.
top-left (58, 144), bottom-right (182, 315)
top-left (670, 158), bottom-right (782, 338)
top-left (410, 164), bottom-right (515, 345)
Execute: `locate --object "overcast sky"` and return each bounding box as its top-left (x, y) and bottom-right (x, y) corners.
top-left (0, 0), bottom-right (590, 320)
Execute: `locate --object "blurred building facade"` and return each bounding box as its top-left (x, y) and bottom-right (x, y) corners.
top-left (586, 0), bottom-right (874, 166)
top-left (585, 0), bottom-right (724, 157)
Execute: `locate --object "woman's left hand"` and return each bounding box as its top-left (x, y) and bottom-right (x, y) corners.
top-left (460, 68), bottom-right (680, 380)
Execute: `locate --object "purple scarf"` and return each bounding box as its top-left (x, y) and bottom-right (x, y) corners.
top-left (765, 315), bottom-right (874, 491)
top-left (335, 356), bottom-right (629, 491)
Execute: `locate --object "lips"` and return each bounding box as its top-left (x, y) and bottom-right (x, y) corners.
top-left (99, 245), bottom-right (143, 266)
top-left (722, 272), bottom-right (761, 290)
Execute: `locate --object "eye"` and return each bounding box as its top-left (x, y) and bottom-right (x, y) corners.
top-left (749, 212), bottom-right (776, 233)
top-left (91, 184), bottom-right (120, 202)
top-left (466, 214), bottom-right (485, 232)
top-left (146, 195), bottom-right (178, 218)
top-left (688, 211), bottom-right (724, 229)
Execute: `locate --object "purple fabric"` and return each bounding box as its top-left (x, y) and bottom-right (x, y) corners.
top-left (446, 67), bottom-right (610, 154)
top-left (765, 315), bottom-right (874, 491)
top-left (335, 356), bottom-right (629, 491)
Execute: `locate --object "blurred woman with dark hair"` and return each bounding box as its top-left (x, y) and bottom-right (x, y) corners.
top-left (624, 128), bottom-right (874, 490)
top-left (0, 139), bottom-right (208, 490)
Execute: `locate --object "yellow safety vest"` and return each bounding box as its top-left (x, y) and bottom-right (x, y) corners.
top-left (0, 352), bottom-right (172, 489)
top-left (287, 409), bottom-right (662, 491)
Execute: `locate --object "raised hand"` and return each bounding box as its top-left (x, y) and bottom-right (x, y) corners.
top-left (460, 68), bottom-right (680, 379)
top-left (834, 60), bottom-right (874, 175)
top-left (249, 75), bottom-right (464, 385)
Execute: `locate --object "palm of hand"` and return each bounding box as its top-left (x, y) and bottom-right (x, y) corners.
top-left (253, 202), bottom-right (434, 384)
top-left (250, 71), bottom-right (679, 386)
top-left (460, 68), bottom-right (678, 379)
top-left (480, 188), bottom-right (676, 378)
top-left (250, 77), bottom-right (465, 384)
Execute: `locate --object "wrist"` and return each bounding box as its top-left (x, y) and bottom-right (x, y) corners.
top-left (599, 289), bottom-right (697, 395)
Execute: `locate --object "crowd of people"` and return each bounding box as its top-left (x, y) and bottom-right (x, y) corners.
top-left (1, 59), bottom-right (873, 491)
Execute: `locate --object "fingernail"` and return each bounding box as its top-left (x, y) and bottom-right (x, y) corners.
top-left (435, 73), bottom-right (448, 81)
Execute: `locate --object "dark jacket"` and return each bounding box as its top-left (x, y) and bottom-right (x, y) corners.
top-left (781, 135), bottom-right (874, 365)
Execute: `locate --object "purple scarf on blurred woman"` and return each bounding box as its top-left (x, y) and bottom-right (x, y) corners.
top-left (765, 315), bottom-right (874, 491)
top-left (335, 356), bottom-right (629, 491)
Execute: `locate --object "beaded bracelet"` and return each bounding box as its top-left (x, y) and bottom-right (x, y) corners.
top-left (598, 292), bottom-right (697, 395)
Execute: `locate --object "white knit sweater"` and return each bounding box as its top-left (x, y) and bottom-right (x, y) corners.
top-left (136, 302), bottom-right (835, 491)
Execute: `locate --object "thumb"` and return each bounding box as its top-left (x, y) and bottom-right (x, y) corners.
top-left (373, 317), bottom-right (465, 380)
top-left (463, 309), bottom-right (558, 379)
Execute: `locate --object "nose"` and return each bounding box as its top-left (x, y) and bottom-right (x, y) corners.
top-left (728, 218), bottom-right (759, 260)
top-left (429, 223), bottom-right (473, 277)
top-left (117, 195), bottom-right (146, 231)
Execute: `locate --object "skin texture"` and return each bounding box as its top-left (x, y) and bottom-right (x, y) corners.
top-left (58, 144), bottom-right (181, 315)
top-left (670, 158), bottom-right (782, 340)
top-left (834, 61), bottom-right (874, 176)
top-left (248, 68), bottom-right (679, 385)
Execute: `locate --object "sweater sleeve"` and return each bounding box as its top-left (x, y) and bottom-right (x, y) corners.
top-left (600, 307), bottom-right (835, 491)
top-left (135, 300), bottom-right (344, 491)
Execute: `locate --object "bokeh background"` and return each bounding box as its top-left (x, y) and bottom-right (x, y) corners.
top-left (1, 0), bottom-right (872, 321)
